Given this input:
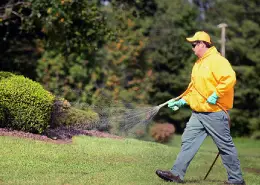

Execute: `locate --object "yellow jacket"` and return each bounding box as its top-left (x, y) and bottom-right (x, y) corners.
top-left (183, 47), bottom-right (236, 112)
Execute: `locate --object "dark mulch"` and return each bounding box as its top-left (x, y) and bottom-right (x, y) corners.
top-left (0, 127), bottom-right (123, 144)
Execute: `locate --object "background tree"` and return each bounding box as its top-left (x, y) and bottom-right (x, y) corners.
top-left (91, 0), bottom-right (157, 104)
top-left (144, 0), bottom-right (199, 132)
top-left (0, 0), bottom-right (111, 79)
top-left (1, 0), bottom-right (259, 137)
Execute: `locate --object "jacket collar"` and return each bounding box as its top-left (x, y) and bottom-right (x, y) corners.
top-left (196, 46), bottom-right (220, 62)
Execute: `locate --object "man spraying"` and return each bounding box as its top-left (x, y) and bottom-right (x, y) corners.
top-left (155, 31), bottom-right (245, 185)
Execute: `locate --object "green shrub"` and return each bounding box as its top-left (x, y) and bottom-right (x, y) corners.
top-left (0, 71), bottom-right (14, 81)
top-left (65, 107), bottom-right (99, 128)
top-left (0, 105), bottom-right (6, 126)
top-left (50, 99), bottom-right (99, 129)
top-left (0, 71), bottom-right (15, 124)
top-left (0, 75), bottom-right (55, 133)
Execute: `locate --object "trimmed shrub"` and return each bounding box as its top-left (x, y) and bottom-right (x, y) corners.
top-left (0, 72), bottom-right (15, 124)
top-left (0, 75), bottom-right (55, 133)
top-left (0, 71), bottom-right (14, 81)
top-left (50, 99), bottom-right (99, 129)
top-left (150, 123), bottom-right (175, 143)
top-left (0, 105), bottom-right (6, 126)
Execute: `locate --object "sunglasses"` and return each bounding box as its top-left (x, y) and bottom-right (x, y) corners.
top-left (191, 42), bottom-right (199, 48)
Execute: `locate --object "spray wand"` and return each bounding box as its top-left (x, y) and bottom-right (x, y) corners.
top-left (157, 97), bottom-right (180, 111)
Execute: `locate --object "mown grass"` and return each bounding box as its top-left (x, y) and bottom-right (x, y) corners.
top-left (0, 135), bottom-right (260, 185)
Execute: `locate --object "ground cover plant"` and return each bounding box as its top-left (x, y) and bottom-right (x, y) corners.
top-left (0, 135), bottom-right (259, 185)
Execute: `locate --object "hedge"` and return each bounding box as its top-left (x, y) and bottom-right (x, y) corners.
top-left (0, 75), bottom-right (55, 133)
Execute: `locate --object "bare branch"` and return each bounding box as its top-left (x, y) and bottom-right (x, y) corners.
top-left (0, 1), bottom-right (30, 21)
top-left (11, 10), bottom-right (21, 18)
top-left (0, 1), bottom-right (31, 10)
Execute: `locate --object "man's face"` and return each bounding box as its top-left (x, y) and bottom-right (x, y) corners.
top-left (191, 41), bottom-right (204, 58)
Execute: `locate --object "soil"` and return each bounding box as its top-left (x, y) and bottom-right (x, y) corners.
top-left (0, 127), bottom-right (123, 144)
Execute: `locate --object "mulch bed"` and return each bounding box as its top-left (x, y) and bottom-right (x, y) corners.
top-left (0, 127), bottom-right (123, 144)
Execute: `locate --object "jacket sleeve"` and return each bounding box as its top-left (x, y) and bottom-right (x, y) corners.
top-left (182, 81), bottom-right (193, 105)
top-left (212, 58), bottom-right (236, 97)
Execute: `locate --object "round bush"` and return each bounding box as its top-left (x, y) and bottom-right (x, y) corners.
top-left (0, 71), bottom-right (14, 81)
top-left (0, 75), bottom-right (55, 133)
top-left (0, 105), bottom-right (6, 126)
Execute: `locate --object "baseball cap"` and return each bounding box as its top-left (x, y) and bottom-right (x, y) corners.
top-left (186, 31), bottom-right (212, 44)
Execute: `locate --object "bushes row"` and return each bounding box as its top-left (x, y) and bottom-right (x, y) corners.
top-left (0, 71), bottom-right (100, 134)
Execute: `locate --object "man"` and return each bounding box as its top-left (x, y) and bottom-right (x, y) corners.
top-left (155, 31), bottom-right (245, 185)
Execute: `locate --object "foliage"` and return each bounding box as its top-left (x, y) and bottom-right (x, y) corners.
top-left (92, 1), bottom-right (155, 104)
top-left (0, 0), bottom-right (112, 80)
top-left (110, 0), bottom-right (157, 17)
top-left (144, 0), bottom-right (199, 132)
top-left (0, 0), bottom-right (112, 54)
top-left (0, 0), bottom-right (259, 137)
top-left (0, 105), bottom-right (5, 124)
top-left (0, 74), bottom-right (55, 133)
top-left (0, 71), bottom-right (14, 81)
top-left (50, 98), bottom-right (99, 129)
top-left (0, 71), bottom-right (12, 122)
top-left (150, 123), bottom-right (175, 143)
top-left (36, 50), bottom-right (106, 104)
top-left (63, 107), bottom-right (99, 128)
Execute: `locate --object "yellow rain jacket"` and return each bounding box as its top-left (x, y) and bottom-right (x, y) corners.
top-left (183, 46), bottom-right (236, 112)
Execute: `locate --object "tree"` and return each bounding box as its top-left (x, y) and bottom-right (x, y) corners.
top-left (144, 0), bottom-right (199, 132)
top-left (90, 0), bottom-right (156, 104)
top-left (0, 0), bottom-right (112, 79)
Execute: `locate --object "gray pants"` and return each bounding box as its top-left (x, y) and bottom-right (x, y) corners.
top-left (170, 111), bottom-right (244, 183)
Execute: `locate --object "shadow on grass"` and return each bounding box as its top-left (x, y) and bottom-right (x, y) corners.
top-left (244, 167), bottom-right (260, 175)
top-left (184, 179), bottom-right (222, 184)
top-left (199, 149), bottom-right (260, 159)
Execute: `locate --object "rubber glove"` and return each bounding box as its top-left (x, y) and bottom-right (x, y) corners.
top-left (168, 99), bottom-right (187, 111)
top-left (207, 92), bottom-right (219, 105)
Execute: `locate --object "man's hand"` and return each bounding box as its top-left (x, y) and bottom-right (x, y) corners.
top-left (207, 92), bottom-right (219, 105)
top-left (168, 99), bottom-right (187, 111)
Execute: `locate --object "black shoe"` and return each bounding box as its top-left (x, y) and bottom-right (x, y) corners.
top-left (224, 180), bottom-right (246, 185)
top-left (155, 170), bottom-right (183, 183)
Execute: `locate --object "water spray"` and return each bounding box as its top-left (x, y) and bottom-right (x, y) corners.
top-left (103, 97), bottom-right (182, 134)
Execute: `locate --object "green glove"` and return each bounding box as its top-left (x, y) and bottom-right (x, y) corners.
top-left (207, 92), bottom-right (219, 105)
top-left (168, 99), bottom-right (187, 111)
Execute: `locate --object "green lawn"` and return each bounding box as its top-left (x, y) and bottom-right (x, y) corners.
top-left (0, 135), bottom-right (260, 185)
